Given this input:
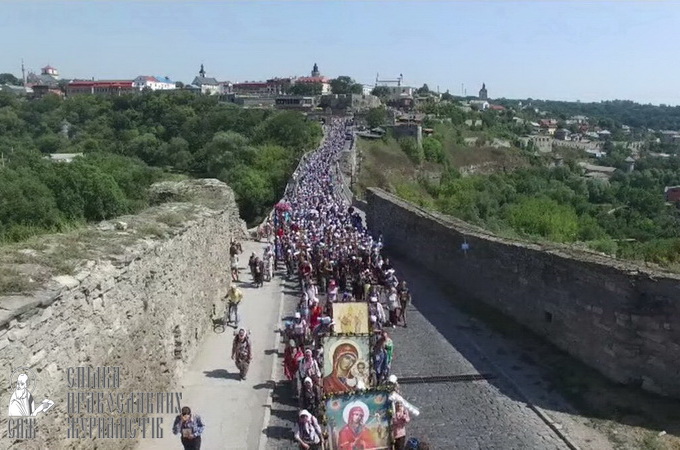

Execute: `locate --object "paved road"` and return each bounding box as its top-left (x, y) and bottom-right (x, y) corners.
top-left (137, 239), bottom-right (284, 450)
top-left (264, 252), bottom-right (578, 450)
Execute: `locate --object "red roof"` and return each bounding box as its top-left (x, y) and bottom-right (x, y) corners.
top-left (68, 80), bottom-right (134, 88)
top-left (296, 76), bottom-right (328, 83)
top-left (233, 82), bottom-right (269, 87)
top-left (489, 105), bottom-right (506, 111)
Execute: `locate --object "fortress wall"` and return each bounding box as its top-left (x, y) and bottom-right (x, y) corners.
top-left (366, 188), bottom-right (680, 399)
top-left (0, 180), bottom-right (243, 449)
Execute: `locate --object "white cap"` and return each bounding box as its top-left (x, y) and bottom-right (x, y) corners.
top-left (388, 374), bottom-right (398, 384)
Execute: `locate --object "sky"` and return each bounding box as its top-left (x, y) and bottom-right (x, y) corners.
top-left (2, 1), bottom-right (679, 105)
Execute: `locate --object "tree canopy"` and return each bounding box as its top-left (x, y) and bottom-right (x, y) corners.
top-left (0, 90), bottom-right (322, 243)
top-left (365, 107), bottom-right (387, 129)
top-left (370, 86), bottom-right (390, 100)
top-left (0, 73), bottom-right (21, 85)
top-left (330, 76), bottom-right (363, 95)
top-left (290, 83), bottom-right (323, 96)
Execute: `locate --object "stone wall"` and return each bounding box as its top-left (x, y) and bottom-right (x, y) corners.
top-left (0, 179), bottom-right (245, 449)
top-left (366, 188), bottom-right (680, 399)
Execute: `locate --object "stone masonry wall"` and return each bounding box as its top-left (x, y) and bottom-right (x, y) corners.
top-left (0, 180), bottom-right (245, 449)
top-left (366, 188), bottom-right (680, 399)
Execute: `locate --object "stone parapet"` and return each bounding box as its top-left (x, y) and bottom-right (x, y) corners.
top-left (366, 187), bottom-right (680, 399)
top-left (1, 179), bottom-right (242, 449)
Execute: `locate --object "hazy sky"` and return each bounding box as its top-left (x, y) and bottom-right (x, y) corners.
top-left (2, 1), bottom-right (679, 105)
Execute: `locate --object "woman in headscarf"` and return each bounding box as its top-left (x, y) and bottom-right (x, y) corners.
top-left (322, 343), bottom-right (358, 394)
top-left (231, 328), bottom-right (252, 381)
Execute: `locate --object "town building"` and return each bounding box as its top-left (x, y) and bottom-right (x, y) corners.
top-left (554, 128), bottom-right (570, 141)
top-left (275, 95), bottom-right (316, 110)
top-left (232, 77), bottom-right (291, 95)
top-left (318, 93), bottom-right (381, 113)
top-left (25, 64), bottom-right (63, 97)
top-left (578, 162), bottom-right (617, 179)
top-left (66, 80), bottom-right (135, 96)
top-left (293, 63), bottom-right (331, 94)
top-left (478, 83), bottom-right (488, 100)
top-left (539, 119), bottom-right (558, 135)
top-left (659, 130), bottom-right (680, 144)
top-left (569, 115), bottom-right (589, 124)
top-left (219, 81), bottom-right (233, 95)
top-left (0, 84), bottom-right (33, 96)
top-left (665, 186), bottom-right (680, 203)
top-left (133, 75), bottom-right (176, 91)
top-left (190, 64), bottom-right (220, 95)
top-left (597, 130), bottom-right (612, 140)
top-left (468, 100), bottom-right (489, 111)
top-left (223, 93), bottom-right (276, 108)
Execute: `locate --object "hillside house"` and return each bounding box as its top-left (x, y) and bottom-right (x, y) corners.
top-left (539, 119), bottom-right (558, 135)
top-left (664, 186), bottom-right (680, 203)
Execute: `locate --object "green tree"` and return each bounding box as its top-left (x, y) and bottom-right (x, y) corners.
top-left (0, 73), bottom-right (21, 85)
top-left (195, 131), bottom-right (250, 178)
top-left (365, 107), bottom-right (387, 129)
top-left (371, 86), bottom-right (390, 100)
top-left (422, 136), bottom-right (445, 163)
top-left (506, 196), bottom-right (579, 242)
top-left (330, 76), bottom-right (363, 95)
top-left (399, 138), bottom-right (424, 164)
top-left (254, 111), bottom-right (322, 154)
top-left (289, 83), bottom-right (323, 96)
top-left (416, 84), bottom-right (430, 95)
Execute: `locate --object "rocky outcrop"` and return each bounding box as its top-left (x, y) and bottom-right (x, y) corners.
top-left (0, 179), bottom-right (244, 449)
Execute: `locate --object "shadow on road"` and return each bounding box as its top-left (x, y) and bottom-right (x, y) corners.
top-left (253, 380), bottom-right (276, 390)
top-left (203, 369), bottom-right (241, 380)
top-left (387, 250), bottom-right (680, 442)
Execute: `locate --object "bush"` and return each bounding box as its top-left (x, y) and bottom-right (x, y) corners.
top-left (506, 197), bottom-right (579, 242)
top-left (399, 138), bottom-right (423, 164)
top-left (589, 239), bottom-right (618, 256)
top-left (422, 136), bottom-right (445, 163)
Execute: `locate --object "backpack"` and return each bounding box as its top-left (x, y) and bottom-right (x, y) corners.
top-left (405, 437), bottom-right (420, 449)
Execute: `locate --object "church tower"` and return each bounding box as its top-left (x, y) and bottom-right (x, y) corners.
top-left (199, 64), bottom-right (206, 78)
top-left (478, 83), bottom-right (488, 100)
top-left (311, 63), bottom-right (320, 77)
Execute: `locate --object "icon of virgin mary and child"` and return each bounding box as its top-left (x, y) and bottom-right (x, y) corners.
top-left (323, 342), bottom-right (369, 394)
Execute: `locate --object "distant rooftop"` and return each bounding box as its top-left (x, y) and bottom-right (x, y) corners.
top-left (46, 153), bottom-right (83, 163)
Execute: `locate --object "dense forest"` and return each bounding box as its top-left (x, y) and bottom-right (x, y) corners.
top-left (0, 91), bottom-right (322, 243)
top-left (491, 98), bottom-right (680, 131)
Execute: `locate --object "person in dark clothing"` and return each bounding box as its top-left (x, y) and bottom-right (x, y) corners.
top-left (172, 406), bottom-right (205, 450)
top-left (231, 328), bottom-right (252, 380)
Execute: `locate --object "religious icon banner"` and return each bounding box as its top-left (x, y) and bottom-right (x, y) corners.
top-left (332, 302), bottom-right (370, 335)
top-left (322, 336), bottom-right (371, 394)
top-left (324, 390), bottom-right (392, 450)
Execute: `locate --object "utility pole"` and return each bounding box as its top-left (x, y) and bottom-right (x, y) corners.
top-left (21, 59), bottom-right (27, 85)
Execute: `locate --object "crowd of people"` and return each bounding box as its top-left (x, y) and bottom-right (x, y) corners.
top-left (262, 117), bottom-right (424, 450)
top-left (170, 117), bottom-right (433, 450)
